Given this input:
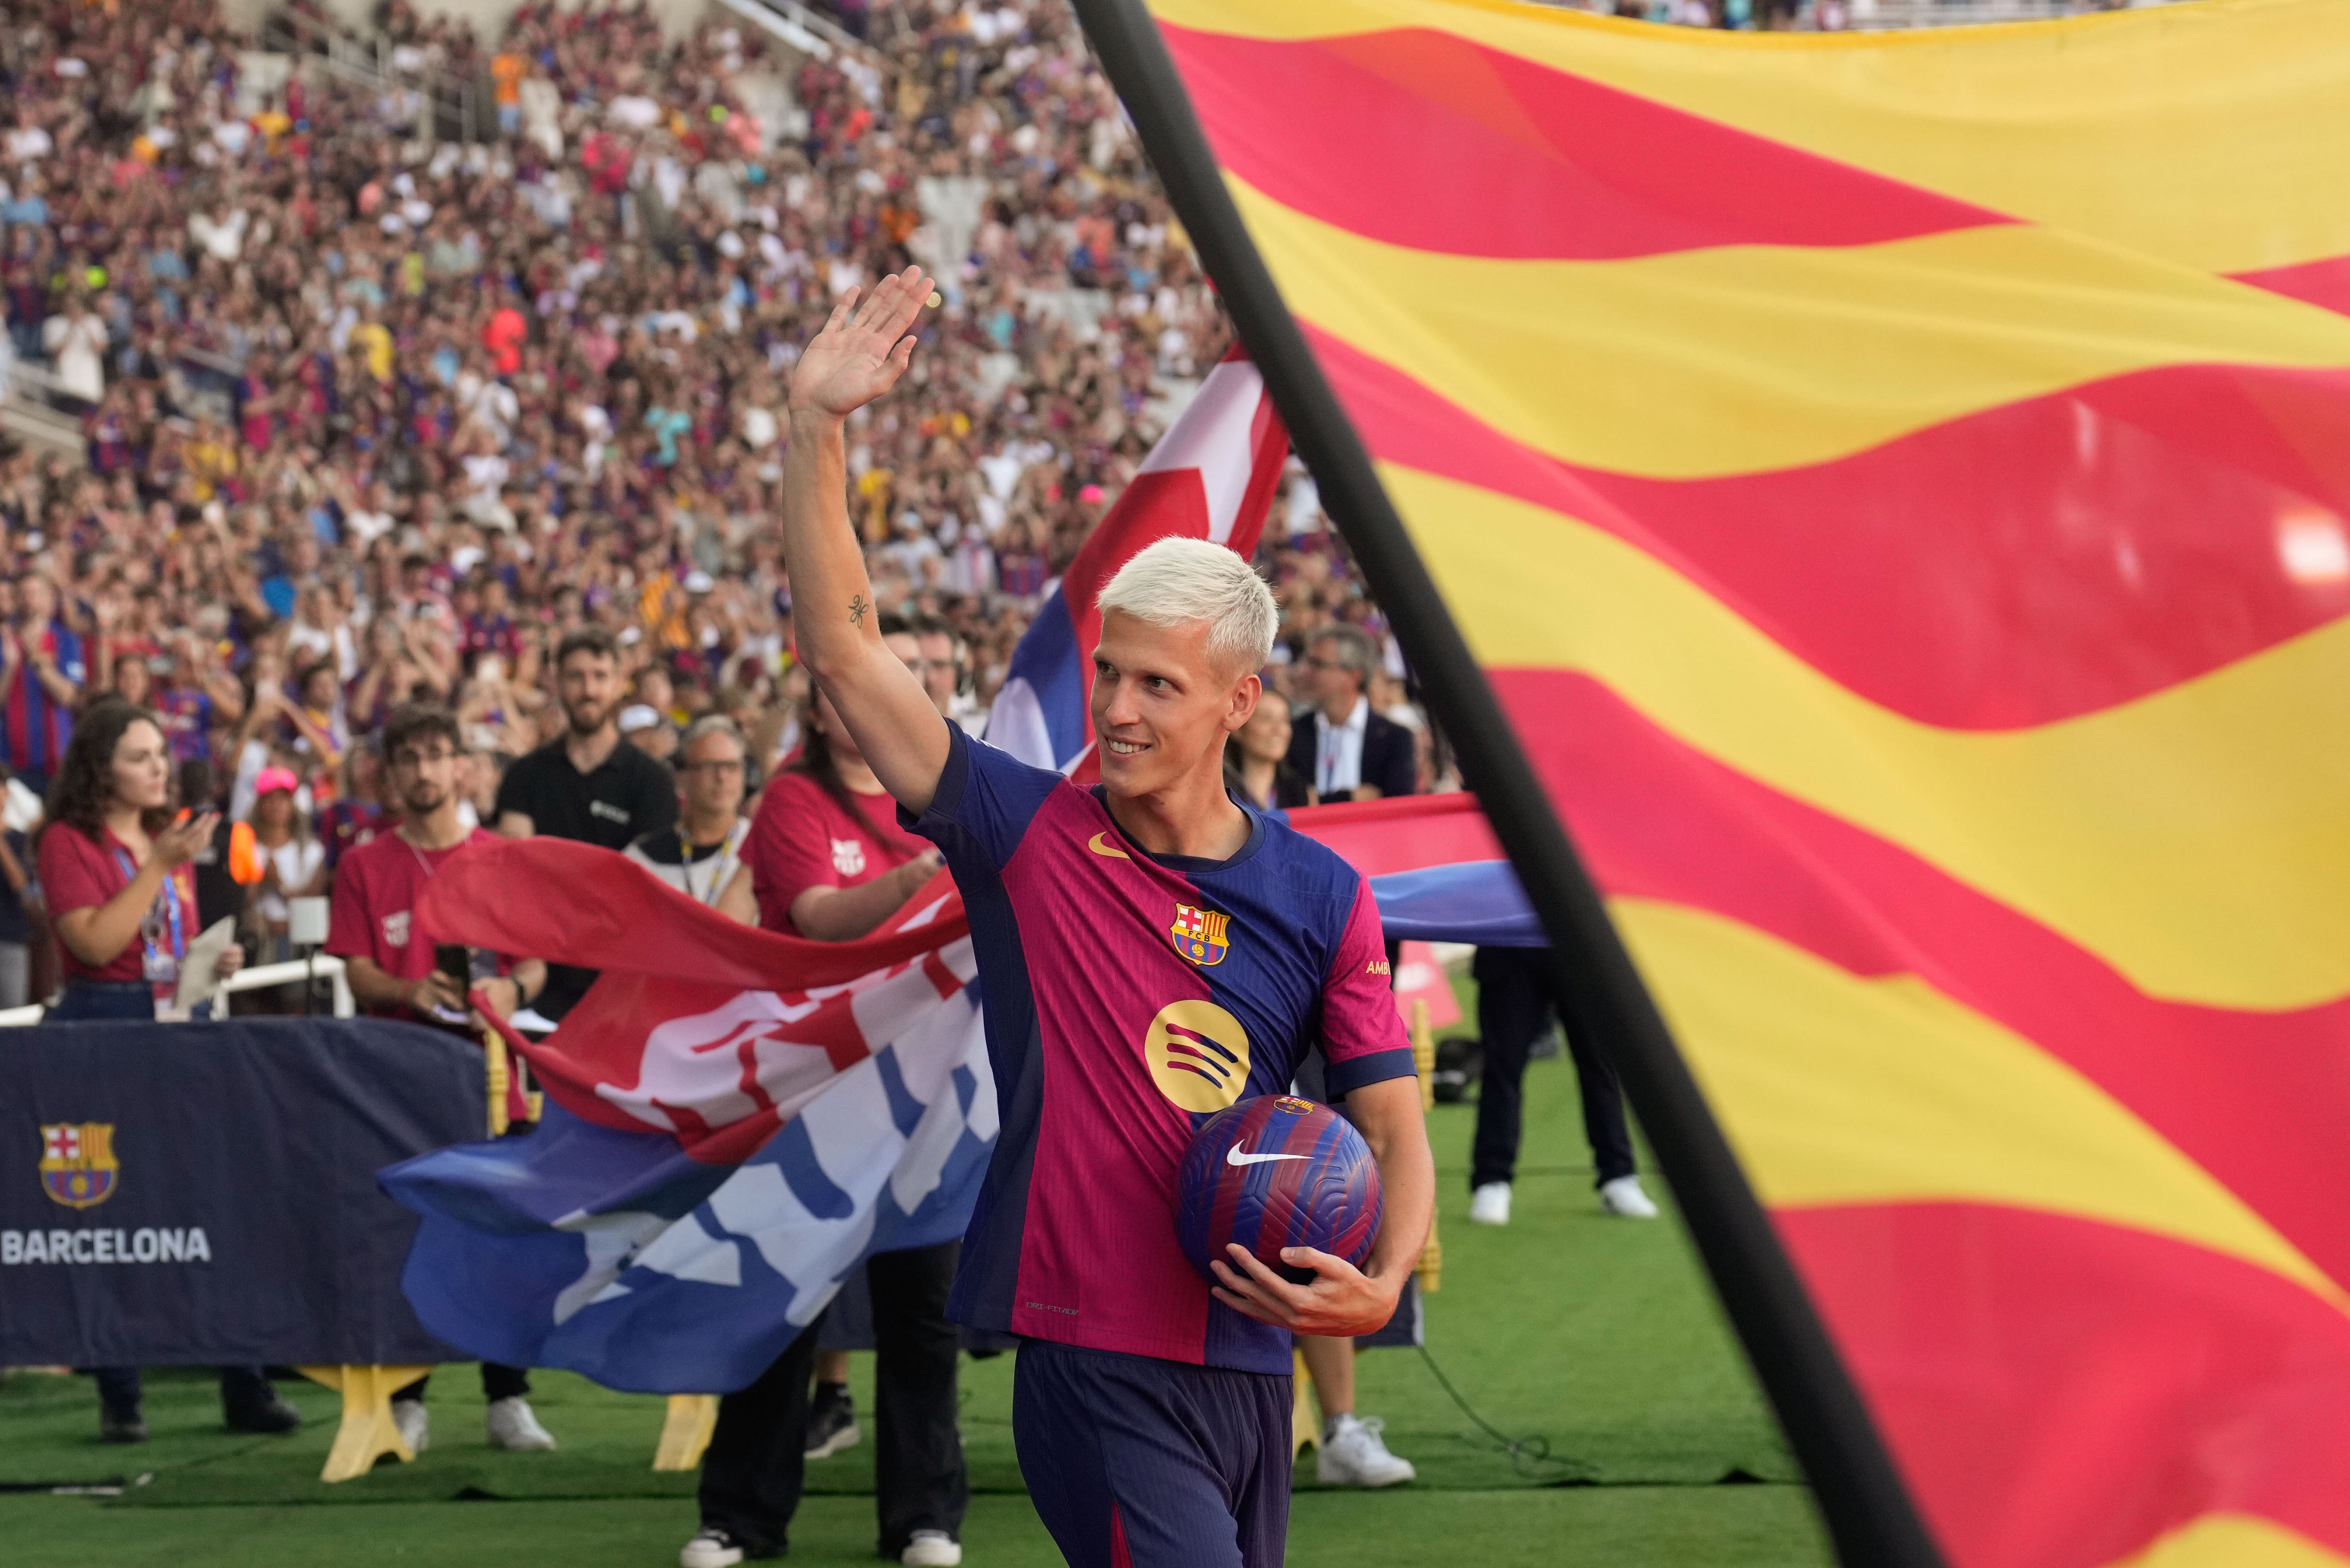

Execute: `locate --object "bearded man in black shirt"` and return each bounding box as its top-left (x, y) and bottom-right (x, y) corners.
top-left (493, 626), bottom-right (677, 1022)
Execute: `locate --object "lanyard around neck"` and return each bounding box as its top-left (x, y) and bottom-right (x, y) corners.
top-left (679, 820), bottom-right (747, 907)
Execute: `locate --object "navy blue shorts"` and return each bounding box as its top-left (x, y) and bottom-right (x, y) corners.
top-left (1013, 1340), bottom-right (1293, 1568)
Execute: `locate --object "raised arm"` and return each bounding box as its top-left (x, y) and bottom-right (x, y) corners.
top-left (782, 267), bottom-right (951, 816)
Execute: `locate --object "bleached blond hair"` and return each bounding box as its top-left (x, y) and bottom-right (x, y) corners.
top-left (1095, 537), bottom-right (1278, 679)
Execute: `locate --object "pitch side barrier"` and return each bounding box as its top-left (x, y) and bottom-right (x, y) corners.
top-left (0, 1018), bottom-right (483, 1479)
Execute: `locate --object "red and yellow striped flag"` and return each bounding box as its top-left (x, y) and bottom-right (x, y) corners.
top-left (1074, 0), bottom-right (2350, 1564)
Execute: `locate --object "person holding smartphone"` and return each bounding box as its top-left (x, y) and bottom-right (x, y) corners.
top-left (324, 701), bottom-right (556, 1454)
top-left (38, 698), bottom-right (246, 1021)
top-left (34, 698), bottom-right (284, 1445)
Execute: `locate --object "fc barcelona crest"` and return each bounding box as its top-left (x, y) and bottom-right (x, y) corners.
top-left (39, 1123), bottom-right (119, 1210)
top-left (1169, 904), bottom-right (1231, 967)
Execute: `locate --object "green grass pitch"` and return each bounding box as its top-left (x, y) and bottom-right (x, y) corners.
top-left (0, 988), bottom-right (1835, 1566)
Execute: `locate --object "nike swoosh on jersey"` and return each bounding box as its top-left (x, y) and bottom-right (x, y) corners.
top-left (1226, 1144), bottom-right (1311, 1167)
top-left (1088, 831), bottom-right (1132, 860)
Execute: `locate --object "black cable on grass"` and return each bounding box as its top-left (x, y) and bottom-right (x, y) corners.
top-left (1414, 1341), bottom-right (1596, 1482)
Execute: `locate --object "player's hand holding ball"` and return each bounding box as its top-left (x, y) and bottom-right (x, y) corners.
top-left (1212, 1240), bottom-right (1403, 1339)
top-left (1179, 1095), bottom-right (1399, 1337)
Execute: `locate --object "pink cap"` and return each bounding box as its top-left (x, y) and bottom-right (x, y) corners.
top-left (254, 766), bottom-right (300, 798)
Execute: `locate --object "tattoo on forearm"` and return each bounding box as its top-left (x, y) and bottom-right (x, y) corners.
top-left (848, 594), bottom-right (869, 627)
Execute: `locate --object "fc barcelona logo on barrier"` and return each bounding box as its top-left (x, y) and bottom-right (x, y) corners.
top-left (1169, 904), bottom-right (1231, 967)
top-left (39, 1123), bottom-right (118, 1210)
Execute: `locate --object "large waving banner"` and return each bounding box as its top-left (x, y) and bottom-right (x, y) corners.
top-left (381, 840), bottom-right (994, 1393)
top-left (1069, 1), bottom-right (2350, 1565)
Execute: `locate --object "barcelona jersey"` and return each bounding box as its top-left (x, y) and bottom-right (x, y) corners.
top-left (907, 722), bottom-right (1415, 1373)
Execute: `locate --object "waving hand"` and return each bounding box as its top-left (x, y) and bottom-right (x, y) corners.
top-left (788, 266), bottom-right (935, 419)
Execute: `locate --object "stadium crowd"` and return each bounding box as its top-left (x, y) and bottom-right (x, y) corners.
top-left (0, 0), bottom-right (1443, 1005)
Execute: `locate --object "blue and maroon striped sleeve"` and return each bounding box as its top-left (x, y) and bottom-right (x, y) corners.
top-left (1318, 878), bottom-right (1418, 1098)
top-left (904, 718), bottom-right (1064, 874)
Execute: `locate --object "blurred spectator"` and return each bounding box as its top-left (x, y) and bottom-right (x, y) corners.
top-left (912, 617), bottom-right (984, 736)
top-left (321, 740), bottom-right (389, 870)
top-left (1, 576), bottom-right (86, 796)
top-left (620, 702), bottom-right (678, 761)
top-left (626, 713), bottom-right (750, 905)
top-left (1287, 626), bottom-right (1416, 802)
top-left (178, 757), bottom-right (245, 934)
top-left (40, 293), bottom-right (106, 405)
top-left (245, 765), bottom-right (326, 965)
top-left (1468, 947), bottom-right (1660, 1226)
top-left (323, 701), bottom-right (554, 1453)
top-left (1224, 697), bottom-right (1309, 810)
top-left (493, 627), bottom-right (676, 1023)
top-left (697, 620), bottom-right (962, 1568)
top-left (37, 700), bottom-right (244, 1020)
top-left (33, 699), bottom-right (282, 1445)
top-left (0, 764), bottom-right (29, 1010)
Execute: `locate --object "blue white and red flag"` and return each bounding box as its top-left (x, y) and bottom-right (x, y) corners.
top-left (383, 839), bottom-right (992, 1393)
top-left (985, 345), bottom-right (1289, 779)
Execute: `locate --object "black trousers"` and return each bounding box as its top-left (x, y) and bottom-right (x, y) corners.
top-left (1472, 946), bottom-right (1635, 1191)
top-left (701, 1240), bottom-right (969, 1558)
top-left (93, 1364), bottom-right (269, 1415)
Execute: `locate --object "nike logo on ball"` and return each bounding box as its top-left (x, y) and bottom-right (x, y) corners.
top-left (1227, 1144), bottom-right (1310, 1168)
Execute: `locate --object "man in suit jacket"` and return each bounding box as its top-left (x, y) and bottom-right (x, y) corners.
top-left (1282, 622), bottom-right (1424, 1488)
top-left (1288, 625), bottom-right (1418, 802)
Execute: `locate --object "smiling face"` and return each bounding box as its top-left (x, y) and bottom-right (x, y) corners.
top-left (1089, 610), bottom-right (1259, 801)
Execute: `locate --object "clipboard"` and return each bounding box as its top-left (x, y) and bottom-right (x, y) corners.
top-left (162, 917), bottom-right (240, 1022)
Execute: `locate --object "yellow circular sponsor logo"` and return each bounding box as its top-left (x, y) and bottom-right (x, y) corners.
top-left (1145, 1000), bottom-right (1252, 1113)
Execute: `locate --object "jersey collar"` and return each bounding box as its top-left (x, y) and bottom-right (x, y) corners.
top-left (1088, 785), bottom-right (1268, 876)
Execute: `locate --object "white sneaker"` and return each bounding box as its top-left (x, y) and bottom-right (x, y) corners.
top-left (392, 1398), bottom-right (429, 1456)
top-left (1316, 1414), bottom-right (1416, 1487)
top-left (485, 1396), bottom-right (556, 1450)
top-left (1600, 1175), bottom-right (1660, 1219)
top-left (1468, 1182), bottom-right (1512, 1225)
top-left (901, 1530), bottom-right (963, 1566)
top-left (680, 1527), bottom-right (746, 1568)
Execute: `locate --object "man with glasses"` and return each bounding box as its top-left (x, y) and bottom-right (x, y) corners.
top-left (911, 616), bottom-right (985, 737)
top-left (627, 715), bottom-right (752, 907)
top-left (324, 701), bottom-right (559, 1455)
top-left (1285, 625), bottom-right (1417, 804)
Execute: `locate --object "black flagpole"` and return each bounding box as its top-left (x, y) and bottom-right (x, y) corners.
top-left (1064, 3), bottom-right (1949, 1563)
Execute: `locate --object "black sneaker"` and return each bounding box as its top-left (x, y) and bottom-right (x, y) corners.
top-left (803, 1385), bottom-right (860, 1460)
top-left (99, 1406), bottom-right (148, 1444)
top-left (224, 1386), bottom-right (304, 1435)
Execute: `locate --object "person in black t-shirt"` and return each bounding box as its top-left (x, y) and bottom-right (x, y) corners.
top-left (492, 627), bottom-right (677, 1021)
top-left (178, 758), bottom-right (244, 933)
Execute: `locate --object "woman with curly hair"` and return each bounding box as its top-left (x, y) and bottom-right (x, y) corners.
top-left (33, 697), bottom-right (298, 1445)
top-left (36, 697), bottom-right (245, 1021)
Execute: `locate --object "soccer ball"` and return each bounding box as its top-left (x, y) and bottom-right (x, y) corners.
top-left (1175, 1094), bottom-right (1382, 1286)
